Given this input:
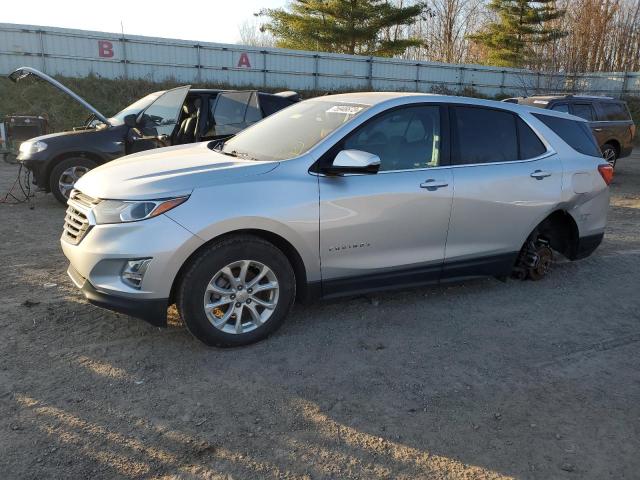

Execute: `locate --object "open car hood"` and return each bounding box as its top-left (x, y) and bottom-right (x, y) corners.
top-left (8, 66), bottom-right (110, 125)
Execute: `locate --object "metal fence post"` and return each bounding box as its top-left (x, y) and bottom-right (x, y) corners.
top-left (120, 35), bottom-right (128, 79)
top-left (195, 44), bottom-right (202, 84)
top-left (313, 54), bottom-right (319, 91)
top-left (263, 51), bottom-right (268, 88)
top-left (368, 57), bottom-right (374, 91)
top-left (38, 30), bottom-right (46, 73)
top-left (621, 72), bottom-right (630, 97)
top-left (458, 66), bottom-right (465, 93)
top-left (415, 63), bottom-right (420, 92)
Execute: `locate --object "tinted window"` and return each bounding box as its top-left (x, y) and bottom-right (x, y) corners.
top-left (517, 118), bottom-right (546, 159)
top-left (343, 105), bottom-right (441, 171)
top-left (138, 87), bottom-right (188, 136)
top-left (245, 92), bottom-right (262, 124)
top-left (453, 106), bottom-right (517, 164)
top-left (551, 103), bottom-right (569, 113)
top-left (213, 92), bottom-right (251, 126)
top-left (598, 102), bottom-right (630, 121)
top-left (572, 104), bottom-right (596, 121)
top-left (259, 93), bottom-right (295, 116)
top-left (534, 113), bottom-right (601, 157)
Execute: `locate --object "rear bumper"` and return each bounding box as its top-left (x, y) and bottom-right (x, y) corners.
top-left (68, 265), bottom-right (168, 327)
top-left (620, 145), bottom-right (634, 159)
top-left (574, 233), bottom-right (604, 260)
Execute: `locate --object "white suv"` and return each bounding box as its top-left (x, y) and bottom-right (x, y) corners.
top-left (62, 93), bottom-right (612, 346)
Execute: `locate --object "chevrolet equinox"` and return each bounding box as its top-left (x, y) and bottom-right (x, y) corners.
top-left (61, 93), bottom-right (612, 346)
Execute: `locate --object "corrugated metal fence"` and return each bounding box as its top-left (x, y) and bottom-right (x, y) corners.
top-left (1, 23), bottom-right (639, 97)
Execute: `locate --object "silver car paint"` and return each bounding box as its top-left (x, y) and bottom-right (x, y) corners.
top-left (64, 93), bottom-right (610, 301)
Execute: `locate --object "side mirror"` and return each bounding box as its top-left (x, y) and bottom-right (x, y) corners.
top-left (324, 149), bottom-right (381, 175)
top-left (124, 114), bottom-right (138, 128)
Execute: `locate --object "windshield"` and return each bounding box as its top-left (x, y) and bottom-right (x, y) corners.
top-left (220, 100), bottom-right (370, 161)
top-left (108, 91), bottom-right (165, 124)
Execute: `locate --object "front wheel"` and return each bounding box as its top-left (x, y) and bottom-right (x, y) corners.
top-left (177, 235), bottom-right (296, 347)
top-left (601, 143), bottom-right (618, 169)
top-left (49, 157), bottom-right (97, 205)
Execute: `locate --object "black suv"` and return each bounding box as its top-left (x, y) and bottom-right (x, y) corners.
top-left (504, 94), bottom-right (635, 168)
top-left (9, 67), bottom-right (299, 204)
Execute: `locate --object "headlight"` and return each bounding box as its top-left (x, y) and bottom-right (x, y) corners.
top-left (19, 140), bottom-right (48, 155)
top-left (93, 196), bottom-right (189, 224)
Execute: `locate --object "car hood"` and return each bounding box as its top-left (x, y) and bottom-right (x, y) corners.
top-left (75, 142), bottom-right (279, 200)
top-left (26, 127), bottom-right (110, 143)
top-left (9, 66), bottom-right (110, 125)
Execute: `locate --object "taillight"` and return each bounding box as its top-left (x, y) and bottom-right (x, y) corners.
top-left (598, 164), bottom-right (614, 185)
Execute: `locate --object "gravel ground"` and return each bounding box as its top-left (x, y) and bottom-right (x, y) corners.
top-left (1, 152), bottom-right (639, 480)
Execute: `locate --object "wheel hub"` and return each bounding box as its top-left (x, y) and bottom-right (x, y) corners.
top-left (203, 260), bottom-right (279, 335)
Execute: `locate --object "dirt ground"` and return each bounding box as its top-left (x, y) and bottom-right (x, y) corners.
top-left (1, 152), bottom-right (639, 480)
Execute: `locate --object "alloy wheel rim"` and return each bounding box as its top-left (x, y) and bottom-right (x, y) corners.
top-left (603, 149), bottom-right (616, 167)
top-left (59, 166), bottom-right (90, 199)
top-left (203, 260), bottom-right (279, 334)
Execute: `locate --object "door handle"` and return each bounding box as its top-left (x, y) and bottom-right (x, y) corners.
top-left (530, 170), bottom-right (551, 180)
top-left (420, 179), bottom-right (449, 190)
top-left (593, 128), bottom-right (603, 132)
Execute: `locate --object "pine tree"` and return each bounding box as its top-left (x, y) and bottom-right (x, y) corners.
top-left (258, 0), bottom-right (429, 57)
top-left (469, 0), bottom-right (567, 68)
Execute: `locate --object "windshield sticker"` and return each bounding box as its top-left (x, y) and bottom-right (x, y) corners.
top-left (533, 100), bottom-right (549, 105)
top-left (327, 105), bottom-right (364, 115)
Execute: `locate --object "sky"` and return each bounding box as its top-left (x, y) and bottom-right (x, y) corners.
top-left (2, 0), bottom-right (286, 44)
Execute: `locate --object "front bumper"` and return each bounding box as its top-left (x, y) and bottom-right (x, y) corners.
top-left (68, 265), bottom-right (168, 326)
top-left (17, 153), bottom-right (50, 190)
top-left (61, 210), bottom-right (204, 326)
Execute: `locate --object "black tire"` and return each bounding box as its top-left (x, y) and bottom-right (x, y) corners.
top-left (177, 235), bottom-right (296, 347)
top-left (601, 143), bottom-right (618, 169)
top-left (49, 157), bottom-right (97, 205)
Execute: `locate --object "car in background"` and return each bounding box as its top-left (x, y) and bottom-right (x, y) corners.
top-left (9, 67), bottom-right (299, 204)
top-left (62, 93), bottom-right (612, 346)
top-left (504, 94), bottom-right (635, 168)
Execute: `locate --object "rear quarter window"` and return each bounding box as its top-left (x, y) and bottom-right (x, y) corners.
top-left (534, 113), bottom-right (602, 157)
top-left (598, 102), bottom-right (631, 121)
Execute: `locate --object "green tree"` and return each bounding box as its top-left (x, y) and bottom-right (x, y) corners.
top-left (469, 0), bottom-right (567, 68)
top-left (258, 0), bottom-right (429, 57)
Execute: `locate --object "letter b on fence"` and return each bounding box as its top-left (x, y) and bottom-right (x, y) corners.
top-left (98, 40), bottom-right (114, 58)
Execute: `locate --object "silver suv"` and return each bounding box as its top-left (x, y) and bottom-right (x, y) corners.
top-left (61, 93), bottom-right (612, 346)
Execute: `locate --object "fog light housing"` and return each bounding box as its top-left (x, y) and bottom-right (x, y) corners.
top-left (121, 258), bottom-right (152, 289)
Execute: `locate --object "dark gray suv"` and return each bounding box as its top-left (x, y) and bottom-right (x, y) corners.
top-left (504, 95), bottom-right (636, 168)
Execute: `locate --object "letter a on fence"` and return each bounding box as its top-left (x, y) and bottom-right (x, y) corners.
top-left (238, 52), bottom-right (251, 68)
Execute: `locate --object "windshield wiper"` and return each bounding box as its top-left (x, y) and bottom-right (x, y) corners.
top-left (221, 150), bottom-right (259, 161)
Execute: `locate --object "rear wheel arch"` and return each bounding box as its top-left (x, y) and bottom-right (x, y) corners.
top-left (530, 210), bottom-right (580, 260)
top-left (601, 139), bottom-right (620, 155)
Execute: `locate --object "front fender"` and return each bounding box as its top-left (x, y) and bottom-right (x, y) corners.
top-left (165, 172), bottom-right (321, 282)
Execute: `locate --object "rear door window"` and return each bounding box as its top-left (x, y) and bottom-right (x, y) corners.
top-left (572, 103), bottom-right (596, 121)
top-left (258, 94), bottom-right (295, 116)
top-left (452, 106), bottom-right (517, 164)
top-left (206, 91), bottom-right (252, 137)
top-left (534, 113), bottom-right (601, 157)
top-left (245, 92), bottom-right (262, 124)
top-left (598, 102), bottom-right (631, 121)
top-left (517, 118), bottom-right (547, 159)
top-left (551, 103), bottom-right (569, 113)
